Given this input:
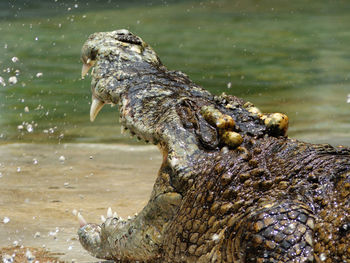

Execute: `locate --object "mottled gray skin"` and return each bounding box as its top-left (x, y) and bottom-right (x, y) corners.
top-left (79, 30), bottom-right (350, 262)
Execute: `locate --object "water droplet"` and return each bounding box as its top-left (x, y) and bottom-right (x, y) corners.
top-left (36, 72), bottom-right (43, 78)
top-left (2, 254), bottom-right (13, 263)
top-left (11, 57), bottom-right (19, 63)
top-left (212, 234), bottom-right (219, 241)
top-left (3, 217), bottom-right (10, 224)
top-left (26, 124), bottom-right (33, 133)
top-left (25, 250), bottom-right (35, 262)
top-left (33, 159), bottom-right (38, 165)
top-left (68, 245), bottom-right (73, 250)
top-left (74, 4), bottom-right (78, 8)
top-left (59, 155), bottom-right (65, 162)
top-left (221, 146), bottom-right (229, 154)
top-left (227, 82), bottom-right (232, 89)
top-left (8, 76), bottom-right (17, 84)
top-left (0, 76), bottom-right (6, 86)
top-left (17, 167), bottom-right (21, 172)
top-left (48, 230), bottom-right (57, 237)
top-left (35, 37), bottom-right (38, 41)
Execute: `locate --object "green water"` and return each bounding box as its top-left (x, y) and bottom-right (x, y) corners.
top-left (1, 0), bottom-right (350, 145)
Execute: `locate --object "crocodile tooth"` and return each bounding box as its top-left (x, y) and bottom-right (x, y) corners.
top-left (101, 215), bottom-right (106, 223)
top-left (77, 213), bottom-right (87, 227)
top-left (90, 97), bottom-right (105, 122)
top-left (81, 59), bottom-right (95, 78)
top-left (107, 207), bottom-right (113, 218)
top-left (81, 64), bottom-right (90, 78)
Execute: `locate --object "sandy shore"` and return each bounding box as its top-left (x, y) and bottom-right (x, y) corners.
top-left (0, 143), bottom-right (161, 262)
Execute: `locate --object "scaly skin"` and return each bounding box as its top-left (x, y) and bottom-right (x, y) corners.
top-left (78, 29), bottom-right (350, 262)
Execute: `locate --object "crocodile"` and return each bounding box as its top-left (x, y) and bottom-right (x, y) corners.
top-left (78, 29), bottom-right (350, 263)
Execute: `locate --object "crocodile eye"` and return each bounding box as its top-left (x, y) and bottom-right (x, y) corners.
top-left (88, 48), bottom-right (98, 61)
top-left (81, 47), bottom-right (97, 64)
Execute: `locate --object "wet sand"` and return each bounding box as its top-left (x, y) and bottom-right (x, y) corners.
top-left (0, 143), bottom-right (161, 262)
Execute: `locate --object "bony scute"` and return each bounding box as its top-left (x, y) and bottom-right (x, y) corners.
top-left (243, 101), bottom-right (263, 118)
top-left (261, 112), bottom-right (289, 136)
top-left (247, 106), bottom-right (263, 118)
top-left (221, 131), bottom-right (243, 148)
top-left (200, 105), bottom-right (235, 131)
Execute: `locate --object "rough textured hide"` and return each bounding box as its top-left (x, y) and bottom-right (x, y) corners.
top-left (78, 29), bottom-right (350, 263)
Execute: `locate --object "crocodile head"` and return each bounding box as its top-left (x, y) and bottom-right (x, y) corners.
top-left (78, 30), bottom-right (293, 261)
top-left (81, 29), bottom-right (162, 122)
top-left (79, 30), bottom-right (210, 260)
